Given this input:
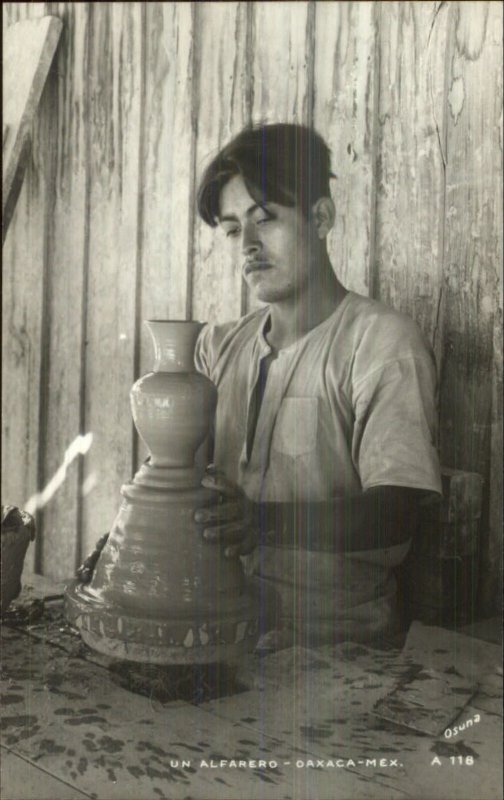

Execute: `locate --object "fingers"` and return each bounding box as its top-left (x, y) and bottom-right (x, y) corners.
top-left (201, 522), bottom-right (258, 558)
top-left (202, 521), bottom-right (247, 544)
top-left (194, 500), bottom-right (243, 525)
top-left (223, 531), bottom-right (258, 558)
top-left (202, 470), bottom-right (242, 497)
top-left (198, 466), bottom-right (256, 557)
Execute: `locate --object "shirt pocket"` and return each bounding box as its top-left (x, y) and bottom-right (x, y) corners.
top-left (272, 397), bottom-right (318, 458)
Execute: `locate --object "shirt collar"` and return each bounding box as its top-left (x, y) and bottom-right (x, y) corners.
top-left (256, 309), bottom-right (273, 357)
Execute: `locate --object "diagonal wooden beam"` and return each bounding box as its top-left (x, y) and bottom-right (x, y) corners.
top-left (2, 15), bottom-right (63, 243)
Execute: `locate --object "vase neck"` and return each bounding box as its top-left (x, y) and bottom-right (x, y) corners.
top-left (145, 320), bottom-right (203, 372)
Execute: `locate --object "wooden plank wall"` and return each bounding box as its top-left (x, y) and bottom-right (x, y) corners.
top-left (2, 1), bottom-right (502, 612)
top-left (439, 1), bottom-right (503, 612)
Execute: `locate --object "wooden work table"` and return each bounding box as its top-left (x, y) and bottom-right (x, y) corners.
top-left (1, 574), bottom-right (502, 800)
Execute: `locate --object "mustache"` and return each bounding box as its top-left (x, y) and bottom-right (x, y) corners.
top-left (243, 260), bottom-right (272, 275)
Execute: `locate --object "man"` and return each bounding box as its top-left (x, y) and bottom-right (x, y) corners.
top-left (192, 123), bottom-right (442, 649)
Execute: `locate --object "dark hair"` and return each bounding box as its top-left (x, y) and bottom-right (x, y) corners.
top-left (197, 123), bottom-right (334, 227)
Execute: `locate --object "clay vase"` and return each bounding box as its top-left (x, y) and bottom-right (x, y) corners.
top-left (65, 320), bottom-right (259, 664)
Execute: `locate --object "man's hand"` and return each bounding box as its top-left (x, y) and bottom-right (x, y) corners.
top-left (194, 466), bottom-right (258, 557)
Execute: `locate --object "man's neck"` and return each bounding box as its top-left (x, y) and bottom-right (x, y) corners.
top-left (266, 268), bottom-right (346, 351)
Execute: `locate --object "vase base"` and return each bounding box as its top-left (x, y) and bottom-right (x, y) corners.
top-left (79, 629), bottom-right (253, 665)
top-left (65, 579), bottom-right (260, 665)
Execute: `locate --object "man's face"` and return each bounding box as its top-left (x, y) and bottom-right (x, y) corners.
top-left (218, 174), bottom-right (318, 304)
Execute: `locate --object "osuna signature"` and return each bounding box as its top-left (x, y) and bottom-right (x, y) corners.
top-left (444, 713), bottom-right (481, 739)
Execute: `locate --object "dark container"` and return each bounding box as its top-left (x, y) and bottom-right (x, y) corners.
top-left (398, 468), bottom-right (483, 628)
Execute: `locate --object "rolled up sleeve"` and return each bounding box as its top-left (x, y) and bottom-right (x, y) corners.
top-left (351, 335), bottom-right (442, 495)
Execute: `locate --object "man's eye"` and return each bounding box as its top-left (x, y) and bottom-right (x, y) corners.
top-left (256, 209), bottom-right (275, 225)
top-left (225, 228), bottom-right (240, 238)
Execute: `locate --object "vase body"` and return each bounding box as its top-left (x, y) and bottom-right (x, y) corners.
top-left (65, 321), bottom-right (259, 664)
top-left (131, 321), bottom-right (215, 470)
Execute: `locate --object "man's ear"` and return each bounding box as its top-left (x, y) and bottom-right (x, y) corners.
top-left (312, 197), bottom-right (335, 239)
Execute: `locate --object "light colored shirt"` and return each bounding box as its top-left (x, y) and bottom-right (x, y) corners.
top-left (194, 291), bottom-right (442, 644)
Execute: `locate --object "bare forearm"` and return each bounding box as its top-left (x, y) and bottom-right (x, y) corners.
top-left (249, 486), bottom-right (427, 553)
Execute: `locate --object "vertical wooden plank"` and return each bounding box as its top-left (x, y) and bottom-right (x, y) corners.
top-left (191, 2), bottom-right (249, 325)
top-left (1, 2), bottom-right (52, 572)
top-left (251, 0), bottom-right (311, 124)
top-left (374, 1), bottom-right (448, 341)
top-left (2, 3), bottom-right (11, 24)
top-left (485, 306), bottom-right (503, 612)
top-left (243, 0), bottom-right (312, 314)
top-left (1, 167), bottom-right (44, 573)
top-left (3, 2), bottom-right (47, 24)
top-left (140, 3), bottom-right (194, 352)
top-left (135, 3), bottom-right (194, 466)
top-left (31, 3), bottom-right (90, 579)
top-left (81, 2), bottom-right (143, 556)
top-left (439, 1), bottom-right (502, 611)
top-left (313, 0), bottom-right (378, 296)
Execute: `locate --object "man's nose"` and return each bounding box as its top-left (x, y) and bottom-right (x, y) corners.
top-left (242, 222), bottom-right (261, 256)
